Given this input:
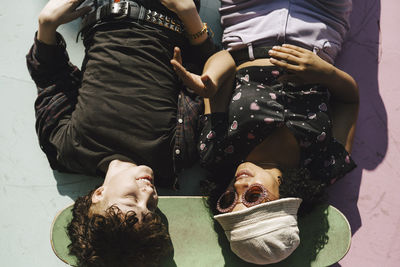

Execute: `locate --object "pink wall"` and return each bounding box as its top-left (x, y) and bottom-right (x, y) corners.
top-left (329, 0), bottom-right (400, 266)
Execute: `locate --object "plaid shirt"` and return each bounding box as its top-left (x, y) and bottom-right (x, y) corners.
top-left (26, 31), bottom-right (216, 187)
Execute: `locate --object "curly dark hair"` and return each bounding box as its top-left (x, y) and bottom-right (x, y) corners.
top-left (201, 166), bottom-right (327, 216)
top-left (67, 188), bottom-right (173, 267)
top-left (279, 167), bottom-right (327, 215)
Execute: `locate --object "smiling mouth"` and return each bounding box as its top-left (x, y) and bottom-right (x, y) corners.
top-left (137, 176), bottom-right (154, 184)
top-left (235, 170), bottom-right (254, 180)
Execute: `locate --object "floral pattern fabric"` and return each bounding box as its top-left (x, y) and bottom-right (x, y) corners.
top-left (199, 65), bottom-right (356, 184)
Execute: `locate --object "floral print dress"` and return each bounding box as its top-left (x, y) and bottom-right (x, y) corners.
top-left (198, 65), bottom-right (356, 184)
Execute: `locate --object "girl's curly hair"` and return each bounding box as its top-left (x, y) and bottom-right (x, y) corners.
top-left (67, 188), bottom-right (173, 267)
top-left (279, 167), bottom-right (327, 215)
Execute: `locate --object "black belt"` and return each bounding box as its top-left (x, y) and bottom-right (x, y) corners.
top-left (229, 46), bottom-right (274, 66)
top-left (78, 1), bottom-right (184, 41)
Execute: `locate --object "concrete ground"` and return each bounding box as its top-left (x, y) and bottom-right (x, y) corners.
top-left (0, 0), bottom-right (399, 266)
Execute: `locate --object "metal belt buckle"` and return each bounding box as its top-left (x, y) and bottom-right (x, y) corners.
top-left (111, 1), bottom-right (129, 19)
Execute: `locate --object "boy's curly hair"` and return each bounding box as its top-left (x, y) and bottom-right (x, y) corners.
top-left (67, 188), bottom-right (173, 267)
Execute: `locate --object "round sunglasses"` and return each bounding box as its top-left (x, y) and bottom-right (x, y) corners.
top-left (216, 183), bottom-right (278, 213)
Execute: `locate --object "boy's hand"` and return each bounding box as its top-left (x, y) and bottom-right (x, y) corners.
top-left (38, 0), bottom-right (91, 45)
top-left (170, 47), bottom-right (217, 98)
top-left (268, 44), bottom-right (334, 85)
top-left (160, 0), bottom-right (207, 45)
top-left (39, 0), bottom-right (91, 30)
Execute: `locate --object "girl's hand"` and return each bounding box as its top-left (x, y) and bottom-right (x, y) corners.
top-left (268, 44), bottom-right (334, 85)
top-left (170, 47), bottom-right (217, 98)
top-left (39, 0), bottom-right (91, 30)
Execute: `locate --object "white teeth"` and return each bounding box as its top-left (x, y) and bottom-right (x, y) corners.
top-left (138, 177), bottom-right (153, 185)
top-left (137, 176), bottom-right (151, 181)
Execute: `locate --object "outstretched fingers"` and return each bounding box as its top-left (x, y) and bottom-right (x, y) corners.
top-left (170, 49), bottom-right (205, 95)
top-left (170, 47), bottom-right (187, 78)
top-left (172, 46), bottom-right (183, 65)
top-left (170, 58), bottom-right (190, 83)
top-left (170, 46), bottom-right (218, 97)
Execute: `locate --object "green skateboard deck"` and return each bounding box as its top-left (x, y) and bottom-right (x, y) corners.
top-left (51, 197), bottom-right (351, 266)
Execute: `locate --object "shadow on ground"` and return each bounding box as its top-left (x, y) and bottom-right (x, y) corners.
top-left (328, 0), bottom-right (385, 238)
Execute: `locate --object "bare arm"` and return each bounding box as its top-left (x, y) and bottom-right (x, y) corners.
top-left (330, 102), bottom-right (358, 152)
top-left (268, 44), bottom-right (359, 152)
top-left (205, 54), bottom-right (236, 114)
